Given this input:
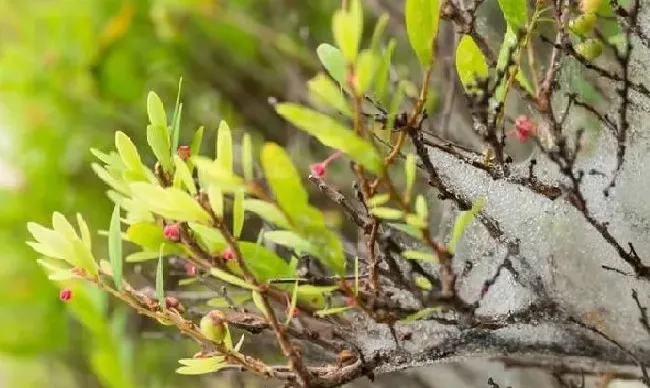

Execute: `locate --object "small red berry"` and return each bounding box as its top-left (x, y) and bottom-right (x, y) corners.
top-left (59, 288), bottom-right (72, 302)
top-left (178, 145), bottom-right (191, 161)
top-left (221, 247), bottom-right (235, 261)
top-left (513, 115), bottom-right (536, 143)
top-left (163, 223), bottom-right (181, 242)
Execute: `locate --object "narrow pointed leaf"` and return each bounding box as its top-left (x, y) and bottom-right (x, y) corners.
top-left (171, 78), bottom-right (183, 152)
top-left (406, 0), bottom-right (441, 66)
top-left (242, 133), bottom-right (254, 181)
top-left (275, 104), bottom-right (382, 174)
top-left (173, 155), bottom-right (197, 195)
top-left (308, 73), bottom-right (351, 116)
top-left (405, 153), bottom-right (416, 196)
top-left (233, 191), bottom-right (244, 239)
top-left (449, 197), bottom-right (486, 253)
top-left (216, 121), bottom-right (233, 173)
top-left (156, 244), bottom-right (165, 310)
top-left (210, 268), bottom-right (259, 291)
top-left (109, 204), bottom-right (123, 290)
top-left (191, 126), bottom-right (204, 156)
top-left (314, 306), bottom-right (351, 317)
top-left (77, 213), bottom-right (92, 251)
top-left (285, 280), bottom-right (300, 324)
top-left (147, 124), bottom-right (172, 171)
top-left (208, 185), bottom-right (224, 218)
top-left (403, 250), bottom-right (436, 261)
top-left (147, 91), bottom-right (167, 128)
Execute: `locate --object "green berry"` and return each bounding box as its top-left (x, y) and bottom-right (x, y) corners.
top-left (570, 13), bottom-right (597, 36)
top-left (576, 39), bottom-right (603, 60)
top-left (199, 310), bottom-right (226, 343)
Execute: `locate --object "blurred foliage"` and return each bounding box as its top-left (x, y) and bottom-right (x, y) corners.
top-left (0, 0), bottom-right (337, 386)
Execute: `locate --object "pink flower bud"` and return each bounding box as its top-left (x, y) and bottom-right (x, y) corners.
top-left (163, 223), bottom-right (181, 242)
top-left (185, 261), bottom-right (197, 276)
top-left (222, 247), bottom-right (235, 261)
top-left (309, 151), bottom-right (342, 178)
top-left (513, 115), bottom-right (536, 143)
top-left (177, 145), bottom-right (191, 161)
top-left (59, 288), bottom-right (72, 302)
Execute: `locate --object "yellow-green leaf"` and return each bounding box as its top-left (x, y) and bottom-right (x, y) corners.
top-left (314, 306), bottom-right (351, 317)
top-left (275, 103), bottom-right (382, 174)
top-left (216, 121), bottom-right (233, 173)
top-left (115, 131), bottom-right (144, 176)
top-left (449, 197), bottom-right (486, 253)
top-left (403, 250), bottom-right (436, 261)
top-left (252, 290), bottom-right (270, 319)
top-left (108, 204), bottom-right (123, 290)
top-left (316, 43), bottom-right (346, 86)
top-left (370, 207), bottom-right (403, 220)
top-left (456, 35), bottom-right (489, 90)
top-left (497, 0), bottom-right (528, 29)
top-left (210, 267), bottom-right (258, 291)
top-left (308, 73), bottom-right (351, 116)
top-left (173, 155), bottom-right (197, 195)
top-left (243, 199), bottom-right (291, 229)
top-left (264, 230), bottom-right (317, 256)
top-left (332, 0), bottom-right (363, 62)
top-left (156, 244), bottom-right (165, 310)
top-left (147, 91), bottom-right (167, 128)
top-left (242, 133), bottom-right (254, 181)
top-left (175, 357), bottom-right (226, 375)
top-left (355, 50), bottom-right (379, 93)
top-left (415, 195), bottom-right (428, 223)
top-left (405, 153), bottom-right (416, 196)
top-left (367, 193), bottom-right (390, 207)
top-left (405, 0), bottom-right (441, 66)
top-left (147, 124), bottom-right (172, 171)
top-left (233, 191), bottom-right (244, 239)
top-left (208, 185), bottom-right (224, 218)
top-left (77, 213), bottom-right (92, 251)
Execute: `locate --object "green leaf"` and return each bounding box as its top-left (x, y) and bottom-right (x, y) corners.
top-left (207, 294), bottom-right (251, 308)
top-left (415, 275), bottom-right (432, 290)
top-left (243, 199), bottom-right (291, 229)
top-left (400, 307), bottom-right (440, 322)
top-left (260, 142), bottom-right (310, 217)
top-left (252, 290), bottom-right (270, 319)
top-left (210, 267), bottom-right (258, 291)
top-left (216, 121), bottom-right (233, 173)
top-left (52, 212), bottom-right (78, 241)
top-left (77, 213), bottom-right (92, 251)
top-left (387, 223), bottom-right (422, 239)
top-left (495, 27), bottom-right (534, 100)
top-left (173, 155), bottom-right (197, 195)
top-left (92, 163), bottom-right (130, 195)
top-left (355, 50), bottom-right (379, 94)
top-left (314, 306), bottom-right (351, 317)
top-left (108, 204), bottom-right (123, 290)
top-left (233, 191), bottom-right (244, 239)
top-left (370, 207), bottom-right (403, 220)
top-left (405, 213), bottom-right (428, 229)
top-left (316, 43), bottom-right (346, 86)
top-left (275, 104), bottom-right (382, 174)
top-left (367, 193), bottom-right (390, 207)
top-left (191, 126), bottom-right (205, 156)
top-left (194, 157), bottom-right (246, 193)
top-left (308, 73), bottom-right (351, 116)
top-left (405, 0), bottom-right (441, 66)
top-left (455, 35), bottom-right (489, 90)
top-left (374, 38), bottom-right (396, 103)
top-left (147, 91), bottom-right (167, 129)
top-left (370, 13), bottom-right (390, 52)
top-left (236, 241), bottom-right (293, 281)
top-left (496, 0), bottom-right (527, 29)
top-left (403, 250), bottom-right (436, 261)
top-left (27, 222), bottom-right (73, 260)
top-left (332, 0), bottom-right (363, 62)
top-left (387, 81), bottom-right (407, 129)
top-left (405, 153), bottom-right (416, 196)
top-left (156, 244), bottom-right (165, 310)
top-left (242, 133), bottom-right (254, 181)
top-left (171, 78), bottom-right (183, 152)
top-left (126, 222), bottom-right (168, 251)
top-left (125, 251), bottom-right (161, 263)
top-left (285, 280), bottom-right (300, 324)
top-left (129, 183), bottom-right (211, 223)
top-left (208, 185), bottom-right (224, 218)
top-left (115, 131), bottom-right (144, 176)
top-left (415, 195), bottom-right (428, 223)
top-left (147, 124), bottom-right (172, 172)
top-left (264, 230), bottom-right (317, 256)
top-left (449, 197), bottom-right (486, 253)
top-left (188, 223), bottom-right (226, 254)
top-left (176, 357), bottom-right (227, 375)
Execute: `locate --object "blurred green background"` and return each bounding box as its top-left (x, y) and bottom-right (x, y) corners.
top-left (0, 0), bottom-right (345, 386)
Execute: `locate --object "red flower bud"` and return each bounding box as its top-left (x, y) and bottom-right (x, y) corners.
top-left (221, 247), bottom-right (235, 261)
top-left (309, 151), bottom-right (342, 178)
top-left (513, 115), bottom-right (536, 143)
top-left (177, 145), bottom-right (191, 161)
top-left (59, 288), bottom-right (72, 302)
top-left (163, 223), bottom-right (181, 242)
top-left (185, 261), bottom-right (197, 276)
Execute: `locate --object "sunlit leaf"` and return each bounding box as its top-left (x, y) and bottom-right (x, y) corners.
top-left (374, 39), bottom-right (396, 104)
top-left (115, 131), bottom-right (145, 177)
top-left (455, 35), bottom-right (489, 90)
top-left (355, 50), bottom-right (379, 94)
top-left (264, 230), bottom-right (317, 256)
top-left (129, 183), bottom-right (211, 223)
top-left (401, 307), bottom-right (440, 321)
top-left (405, 0), bottom-right (441, 66)
top-left (242, 133), bottom-right (254, 181)
top-left (415, 275), bottom-right (432, 290)
top-left (403, 250), bottom-right (436, 261)
top-left (175, 357), bottom-right (227, 375)
top-left (308, 73), bottom-right (351, 116)
top-left (52, 212), bottom-right (77, 242)
top-left (370, 207), bottom-right (403, 220)
top-left (156, 244), bottom-right (165, 310)
top-left (173, 155), bottom-right (197, 195)
top-left (188, 223), bottom-right (226, 254)
top-left (210, 267), bottom-right (258, 291)
top-left (316, 43), bottom-right (346, 86)
top-left (233, 191), bottom-right (244, 239)
top-left (243, 199), bottom-right (291, 229)
top-left (216, 121), bottom-right (233, 173)
top-left (449, 197), bottom-right (486, 253)
top-left (415, 195), bottom-right (428, 223)
top-left (367, 193), bottom-right (390, 207)
top-left (77, 213), bottom-right (92, 251)
top-left (497, 0), bottom-right (528, 29)
top-left (147, 91), bottom-right (167, 129)
top-left (275, 104), bottom-right (382, 174)
top-left (125, 251), bottom-right (161, 263)
top-left (194, 157), bottom-right (246, 193)
top-left (370, 13), bottom-right (390, 52)
top-left (260, 143), bottom-right (309, 218)
top-left (236, 241), bottom-right (293, 281)
top-left (405, 153), bottom-right (417, 197)
top-left (233, 334), bottom-right (245, 352)
top-left (147, 124), bottom-right (172, 172)
top-left (171, 78), bottom-right (183, 152)
top-left (314, 306), bottom-right (351, 317)
top-left (208, 185), bottom-right (224, 218)
top-left (332, 0), bottom-right (363, 62)
top-left (108, 204), bottom-right (123, 290)
top-left (191, 126), bottom-right (205, 157)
